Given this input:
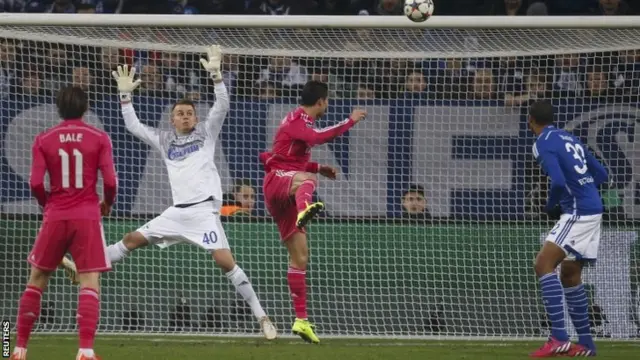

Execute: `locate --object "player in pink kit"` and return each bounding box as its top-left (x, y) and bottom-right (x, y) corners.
top-left (259, 80), bottom-right (366, 343)
top-left (10, 86), bottom-right (117, 360)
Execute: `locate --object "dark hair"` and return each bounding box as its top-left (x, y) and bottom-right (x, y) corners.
top-left (403, 184), bottom-right (425, 198)
top-left (56, 86), bottom-right (88, 120)
top-left (171, 98), bottom-right (196, 112)
top-left (300, 80), bottom-right (328, 106)
top-left (529, 100), bottom-right (554, 126)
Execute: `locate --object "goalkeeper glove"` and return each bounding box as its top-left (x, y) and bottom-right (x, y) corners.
top-left (111, 64), bottom-right (142, 102)
top-left (200, 45), bottom-right (222, 82)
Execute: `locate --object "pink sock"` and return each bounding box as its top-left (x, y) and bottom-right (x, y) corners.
top-left (295, 180), bottom-right (316, 213)
top-left (15, 285), bottom-right (43, 348)
top-left (287, 267), bottom-right (308, 319)
top-left (77, 287), bottom-right (100, 349)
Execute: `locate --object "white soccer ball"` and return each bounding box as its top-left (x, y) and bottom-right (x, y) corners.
top-left (404, 0), bottom-right (434, 23)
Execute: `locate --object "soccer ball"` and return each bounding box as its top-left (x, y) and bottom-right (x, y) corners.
top-left (404, 0), bottom-right (434, 23)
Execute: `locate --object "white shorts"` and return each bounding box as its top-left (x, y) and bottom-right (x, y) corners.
top-left (136, 201), bottom-right (229, 251)
top-left (545, 213), bottom-right (602, 262)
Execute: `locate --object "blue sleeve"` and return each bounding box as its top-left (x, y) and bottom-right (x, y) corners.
top-left (585, 150), bottom-right (608, 186)
top-left (537, 146), bottom-right (566, 211)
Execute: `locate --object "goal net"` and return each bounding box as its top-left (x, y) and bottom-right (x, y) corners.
top-left (1, 14), bottom-right (640, 339)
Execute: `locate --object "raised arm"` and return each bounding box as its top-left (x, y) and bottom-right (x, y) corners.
top-left (29, 136), bottom-right (48, 207)
top-left (112, 65), bottom-right (162, 149)
top-left (285, 109), bottom-right (366, 147)
top-left (199, 45), bottom-right (230, 138)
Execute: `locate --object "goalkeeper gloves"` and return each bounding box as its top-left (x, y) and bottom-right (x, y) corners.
top-left (112, 65), bottom-right (142, 102)
top-left (200, 45), bottom-right (222, 82)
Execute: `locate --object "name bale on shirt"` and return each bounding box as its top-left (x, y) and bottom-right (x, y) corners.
top-left (60, 133), bottom-right (83, 143)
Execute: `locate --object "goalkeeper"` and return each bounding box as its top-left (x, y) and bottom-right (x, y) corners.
top-left (60, 45), bottom-right (277, 340)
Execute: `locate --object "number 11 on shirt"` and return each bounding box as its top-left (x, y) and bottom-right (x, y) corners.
top-left (58, 148), bottom-right (83, 189)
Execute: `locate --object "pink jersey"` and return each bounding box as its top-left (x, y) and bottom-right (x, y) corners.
top-left (259, 107), bottom-right (355, 173)
top-left (30, 119), bottom-right (117, 221)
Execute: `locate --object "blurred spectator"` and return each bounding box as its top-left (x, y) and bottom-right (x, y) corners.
top-left (552, 53), bottom-right (584, 97)
top-left (256, 56), bottom-right (308, 97)
top-left (0, 0), bottom-right (26, 12)
top-left (585, 64), bottom-right (610, 99)
top-left (41, 42), bottom-right (70, 95)
top-left (469, 68), bottom-right (497, 100)
top-left (76, 1), bottom-right (95, 13)
top-left (18, 63), bottom-right (43, 97)
top-left (402, 184), bottom-right (431, 220)
top-left (497, 56), bottom-right (525, 105)
top-left (92, 47), bottom-right (123, 95)
top-left (0, 38), bottom-right (18, 98)
top-left (356, 82), bottom-right (375, 100)
top-left (256, 80), bottom-right (278, 99)
top-left (221, 179), bottom-right (256, 217)
top-left (357, 0), bottom-right (403, 16)
top-left (71, 65), bottom-right (92, 91)
top-left (247, 0), bottom-right (309, 15)
top-left (587, 0), bottom-right (634, 15)
top-left (489, 0), bottom-right (547, 16)
top-left (612, 49), bottom-right (640, 96)
top-left (139, 64), bottom-right (174, 98)
top-left (403, 71), bottom-right (427, 97)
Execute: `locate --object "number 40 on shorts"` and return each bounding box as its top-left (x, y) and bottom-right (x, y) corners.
top-left (202, 231), bottom-right (218, 244)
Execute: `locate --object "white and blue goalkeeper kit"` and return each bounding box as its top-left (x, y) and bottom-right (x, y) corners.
top-left (122, 82), bottom-right (231, 251)
top-left (532, 125), bottom-right (609, 261)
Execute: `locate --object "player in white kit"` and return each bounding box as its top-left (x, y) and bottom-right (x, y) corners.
top-left (61, 45), bottom-right (277, 339)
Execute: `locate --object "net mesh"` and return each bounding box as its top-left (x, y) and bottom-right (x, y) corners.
top-left (0, 23), bottom-right (639, 339)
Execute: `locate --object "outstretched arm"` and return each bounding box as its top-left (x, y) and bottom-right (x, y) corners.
top-left (285, 109), bottom-right (366, 147)
top-left (113, 65), bottom-right (162, 149)
top-left (199, 45), bottom-right (230, 138)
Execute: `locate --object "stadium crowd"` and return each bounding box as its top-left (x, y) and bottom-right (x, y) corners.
top-left (0, 0), bottom-right (638, 16)
top-left (0, 0), bottom-right (637, 218)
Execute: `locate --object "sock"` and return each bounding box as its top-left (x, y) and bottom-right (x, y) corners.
top-left (565, 284), bottom-right (595, 350)
top-left (225, 265), bottom-right (267, 320)
top-left (287, 266), bottom-right (308, 319)
top-left (14, 285), bottom-right (43, 349)
top-left (295, 180), bottom-right (316, 213)
top-left (539, 273), bottom-right (569, 341)
top-left (77, 287), bottom-right (100, 350)
top-left (79, 348), bottom-right (95, 357)
top-left (106, 240), bottom-right (129, 264)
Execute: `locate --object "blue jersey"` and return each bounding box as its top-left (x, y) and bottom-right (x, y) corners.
top-left (532, 125), bottom-right (608, 216)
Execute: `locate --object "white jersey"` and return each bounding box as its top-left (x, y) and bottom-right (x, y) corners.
top-left (121, 82), bottom-right (229, 206)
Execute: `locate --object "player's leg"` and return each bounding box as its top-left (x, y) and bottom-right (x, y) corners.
top-left (186, 208), bottom-right (276, 339)
top-left (10, 267), bottom-right (53, 360)
top-left (560, 260), bottom-right (596, 356)
top-left (75, 272), bottom-right (102, 360)
top-left (211, 249), bottom-right (277, 339)
top-left (68, 220), bottom-right (111, 360)
top-left (60, 213), bottom-right (174, 283)
top-left (283, 224), bottom-right (319, 343)
top-left (560, 215), bottom-right (601, 357)
top-left (530, 215), bottom-right (574, 357)
top-left (11, 221), bottom-right (68, 360)
top-left (289, 172), bottom-right (324, 228)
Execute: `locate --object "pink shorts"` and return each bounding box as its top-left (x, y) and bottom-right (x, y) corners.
top-left (29, 219), bottom-right (111, 273)
top-left (263, 170), bottom-right (305, 241)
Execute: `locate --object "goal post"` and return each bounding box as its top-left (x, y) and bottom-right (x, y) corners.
top-left (1, 14), bottom-right (640, 339)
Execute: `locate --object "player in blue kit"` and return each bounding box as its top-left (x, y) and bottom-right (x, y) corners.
top-left (528, 100), bottom-right (608, 358)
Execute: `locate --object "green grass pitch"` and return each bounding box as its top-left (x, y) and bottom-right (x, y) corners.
top-left (24, 335), bottom-right (640, 360)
